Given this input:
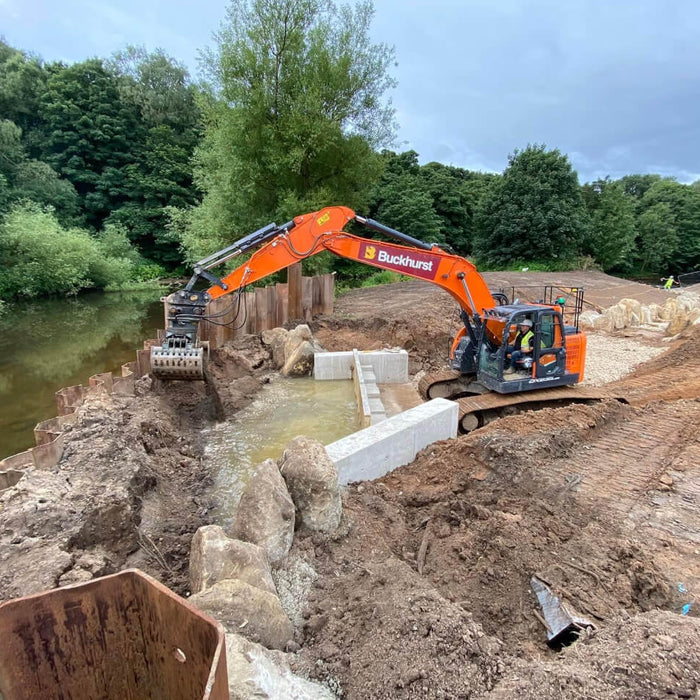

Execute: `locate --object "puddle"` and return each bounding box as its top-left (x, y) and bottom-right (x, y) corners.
top-left (204, 376), bottom-right (359, 529)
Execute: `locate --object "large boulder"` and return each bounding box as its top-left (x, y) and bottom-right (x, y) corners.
top-left (606, 303), bottom-right (628, 330)
top-left (689, 308), bottom-right (700, 326)
top-left (618, 298), bottom-right (643, 326)
top-left (261, 328), bottom-right (290, 369)
top-left (279, 437), bottom-right (342, 533)
top-left (225, 633), bottom-right (335, 699)
top-left (231, 459), bottom-right (295, 565)
top-left (647, 303), bottom-right (663, 322)
top-left (281, 340), bottom-right (315, 377)
top-left (592, 314), bottom-right (614, 333)
top-left (189, 526), bottom-right (276, 595)
top-left (188, 579), bottom-right (293, 650)
top-left (660, 298), bottom-right (680, 321)
top-left (676, 292), bottom-right (700, 312)
top-left (578, 310), bottom-right (601, 329)
top-left (283, 324), bottom-right (313, 359)
top-left (666, 310), bottom-right (689, 336)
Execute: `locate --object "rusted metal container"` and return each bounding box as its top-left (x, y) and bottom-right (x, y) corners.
top-left (0, 569), bottom-right (228, 700)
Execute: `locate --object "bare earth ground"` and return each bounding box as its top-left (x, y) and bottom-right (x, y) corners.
top-left (1, 272), bottom-right (699, 698)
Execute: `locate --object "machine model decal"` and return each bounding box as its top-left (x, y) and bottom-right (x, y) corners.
top-left (359, 242), bottom-right (439, 280)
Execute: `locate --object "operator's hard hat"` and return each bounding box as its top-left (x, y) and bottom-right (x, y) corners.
top-left (520, 319), bottom-right (533, 327)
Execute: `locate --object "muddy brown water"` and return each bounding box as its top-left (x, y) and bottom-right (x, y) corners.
top-left (204, 376), bottom-right (359, 529)
top-left (0, 290), bottom-right (164, 459)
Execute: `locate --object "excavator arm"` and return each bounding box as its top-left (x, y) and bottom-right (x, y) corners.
top-left (152, 206), bottom-right (498, 379)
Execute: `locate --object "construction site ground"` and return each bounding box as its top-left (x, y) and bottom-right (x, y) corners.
top-left (1, 271), bottom-right (699, 699)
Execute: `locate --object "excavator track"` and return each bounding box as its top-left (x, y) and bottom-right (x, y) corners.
top-left (419, 370), bottom-right (480, 400)
top-left (455, 385), bottom-right (622, 433)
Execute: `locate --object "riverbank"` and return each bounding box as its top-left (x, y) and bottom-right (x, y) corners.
top-left (0, 289), bottom-right (165, 458)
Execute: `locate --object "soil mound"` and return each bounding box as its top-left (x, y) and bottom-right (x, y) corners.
top-left (0, 338), bottom-right (272, 601)
top-left (491, 611), bottom-right (700, 699)
top-left (294, 398), bottom-right (696, 697)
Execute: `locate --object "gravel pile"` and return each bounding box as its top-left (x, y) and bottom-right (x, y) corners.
top-left (581, 332), bottom-right (665, 386)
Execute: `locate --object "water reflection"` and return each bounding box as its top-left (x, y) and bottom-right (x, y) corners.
top-left (204, 376), bottom-right (359, 531)
top-left (0, 290), bottom-right (164, 458)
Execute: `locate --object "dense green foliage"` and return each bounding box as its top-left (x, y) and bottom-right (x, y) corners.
top-left (0, 39), bottom-right (201, 300)
top-left (581, 179), bottom-right (636, 270)
top-left (473, 146), bottom-right (589, 267)
top-left (0, 204), bottom-right (145, 299)
top-left (178, 0), bottom-right (396, 267)
top-left (2, 3), bottom-right (699, 302)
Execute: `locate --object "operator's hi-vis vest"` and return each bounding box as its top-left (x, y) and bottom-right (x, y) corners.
top-left (516, 329), bottom-right (534, 351)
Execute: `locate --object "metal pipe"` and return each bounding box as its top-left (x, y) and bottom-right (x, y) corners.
top-left (355, 216), bottom-right (433, 251)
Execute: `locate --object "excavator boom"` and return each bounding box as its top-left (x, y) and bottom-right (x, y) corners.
top-left (152, 206), bottom-right (496, 380)
top-left (151, 205), bottom-right (590, 428)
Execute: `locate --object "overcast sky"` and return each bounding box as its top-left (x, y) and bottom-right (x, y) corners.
top-left (2, 0), bottom-right (698, 183)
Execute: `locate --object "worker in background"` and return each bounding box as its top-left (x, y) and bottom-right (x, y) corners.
top-left (507, 319), bottom-right (534, 370)
top-left (662, 275), bottom-right (677, 290)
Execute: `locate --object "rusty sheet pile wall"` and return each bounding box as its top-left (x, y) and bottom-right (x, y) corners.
top-left (0, 569), bottom-right (228, 700)
top-left (196, 269), bottom-right (334, 350)
top-left (0, 271), bottom-right (334, 485)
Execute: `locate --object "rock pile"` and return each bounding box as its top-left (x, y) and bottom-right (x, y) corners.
top-left (187, 437), bottom-right (342, 694)
top-left (261, 324), bottom-right (325, 376)
top-left (580, 292), bottom-right (700, 336)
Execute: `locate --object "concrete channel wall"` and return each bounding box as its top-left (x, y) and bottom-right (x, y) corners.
top-left (314, 349), bottom-right (409, 382)
top-left (326, 398), bottom-right (458, 484)
top-left (316, 348), bottom-right (408, 427)
top-left (315, 349), bottom-right (458, 484)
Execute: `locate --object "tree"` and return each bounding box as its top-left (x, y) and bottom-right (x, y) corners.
top-left (618, 173), bottom-right (662, 201)
top-left (0, 40), bottom-right (47, 152)
top-left (636, 179), bottom-right (700, 272)
top-left (637, 202), bottom-right (678, 272)
top-left (186, 0), bottom-right (396, 261)
top-left (582, 179), bottom-right (636, 270)
top-left (0, 204), bottom-right (136, 299)
top-left (107, 47), bottom-right (203, 264)
top-left (368, 151), bottom-right (443, 244)
top-left (39, 59), bottom-right (144, 229)
top-left (420, 163), bottom-right (498, 254)
top-left (473, 145), bottom-right (589, 266)
top-left (0, 118), bottom-right (79, 222)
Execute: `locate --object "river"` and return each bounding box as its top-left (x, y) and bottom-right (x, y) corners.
top-left (0, 290), bottom-right (165, 460)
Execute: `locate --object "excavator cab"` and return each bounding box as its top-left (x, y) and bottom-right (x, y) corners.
top-left (476, 305), bottom-right (579, 394)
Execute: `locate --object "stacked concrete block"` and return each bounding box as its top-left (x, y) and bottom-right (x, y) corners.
top-left (314, 349), bottom-right (408, 383)
top-left (352, 350), bottom-right (387, 427)
top-left (326, 398), bottom-right (458, 485)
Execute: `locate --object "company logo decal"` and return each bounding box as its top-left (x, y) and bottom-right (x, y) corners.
top-left (358, 242), bottom-right (439, 280)
top-left (316, 212), bottom-right (331, 226)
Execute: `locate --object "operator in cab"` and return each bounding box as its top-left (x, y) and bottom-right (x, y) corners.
top-left (506, 319), bottom-right (534, 371)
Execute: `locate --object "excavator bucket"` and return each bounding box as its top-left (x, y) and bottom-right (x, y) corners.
top-left (150, 345), bottom-right (205, 380)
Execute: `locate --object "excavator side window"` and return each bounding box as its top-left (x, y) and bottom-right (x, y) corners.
top-left (539, 312), bottom-right (562, 349)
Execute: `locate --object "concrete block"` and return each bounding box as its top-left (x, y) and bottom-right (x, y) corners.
top-left (358, 349), bottom-right (408, 383)
top-left (365, 383), bottom-right (381, 399)
top-left (313, 351), bottom-right (354, 380)
top-left (314, 349), bottom-right (408, 383)
top-left (326, 399), bottom-right (458, 484)
top-left (362, 368), bottom-right (377, 384)
top-left (368, 397), bottom-right (386, 414)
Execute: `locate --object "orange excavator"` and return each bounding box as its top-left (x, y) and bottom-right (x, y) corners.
top-left (151, 205), bottom-right (600, 431)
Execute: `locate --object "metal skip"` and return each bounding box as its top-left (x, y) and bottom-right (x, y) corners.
top-left (0, 569), bottom-right (228, 700)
